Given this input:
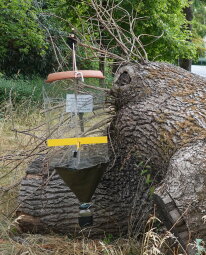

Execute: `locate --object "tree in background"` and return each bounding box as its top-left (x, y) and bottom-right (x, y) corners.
top-left (193, 0), bottom-right (206, 57)
top-left (54, 0), bottom-right (197, 63)
top-left (179, 0), bottom-right (206, 70)
top-left (179, 0), bottom-right (193, 71)
top-left (0, 0), bottom-right (51, 76)
top-left (0, 0), bottom-right (206, 76)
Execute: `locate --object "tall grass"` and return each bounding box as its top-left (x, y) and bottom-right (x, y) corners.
top-left (0, 76), bottom-right (43, 106)
top-left (0, 77), bottom-right (46, 250)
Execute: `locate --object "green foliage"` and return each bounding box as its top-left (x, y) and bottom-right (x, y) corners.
top-left (193, 0), bottom-right (206, 57)
top-left (56, 0), bottom-right (197, 63)
top-left (131, 0), bottom-right (197, 62)
top-left (0, 0), bottom-right (205, 77)
top-left (0, 77), bottom-right (43, 105)
top-left (103, 234), bottom-right (114, 244)
top-left (0, 0), bottom-right (63, 77)
top-left (0, 0), bottom-right (46, 56)
top-left (138, 162), bottom-right (155, 197)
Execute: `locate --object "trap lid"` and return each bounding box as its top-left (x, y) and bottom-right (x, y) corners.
top-left (46, 70), bottom-right (104, 83)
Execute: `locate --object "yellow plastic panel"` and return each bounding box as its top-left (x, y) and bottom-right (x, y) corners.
top-left (47, 136), bottom-right (108, 147)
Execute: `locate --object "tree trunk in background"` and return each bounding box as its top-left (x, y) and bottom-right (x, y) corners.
top-left (179, 58), bottom-right (192, 71)
top-left (179, 1), bottom-right (193, 71)
top-left (99, 54), bottom-right (105, 87)
top-left (98, 1), bottom-right (107, 87)
top-left (17, 62), bottom-right (206, 254)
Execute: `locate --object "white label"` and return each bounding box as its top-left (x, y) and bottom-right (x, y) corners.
top-left (66, 94), bottom-right (93, 113)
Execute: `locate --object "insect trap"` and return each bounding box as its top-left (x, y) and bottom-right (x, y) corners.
top-left (43, 38), bottom-right (109, 228)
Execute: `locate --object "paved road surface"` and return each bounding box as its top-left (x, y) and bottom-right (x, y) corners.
top-left (191, 65), bottom-right (206, 78)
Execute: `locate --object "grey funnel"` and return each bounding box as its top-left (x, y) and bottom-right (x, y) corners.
top-left (55, 149), bottom-right (108, 203)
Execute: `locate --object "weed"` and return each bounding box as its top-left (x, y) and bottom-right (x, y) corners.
top-left (103, 234), bottom-right (114, 244)
top-left (138, 161), bottom-right (155, 197)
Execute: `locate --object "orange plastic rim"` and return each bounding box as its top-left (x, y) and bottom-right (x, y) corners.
top-left (46, 70), bottom-right (104, 83)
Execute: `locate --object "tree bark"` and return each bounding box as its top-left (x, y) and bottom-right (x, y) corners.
top-left (17, 62), bottom-right (206, 252)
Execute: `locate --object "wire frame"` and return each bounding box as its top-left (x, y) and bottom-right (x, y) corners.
top-left (43, 77), bottom-right (109, 168)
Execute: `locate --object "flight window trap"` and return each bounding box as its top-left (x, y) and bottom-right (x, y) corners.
top-left (43, 37), bottom-right (109, 228)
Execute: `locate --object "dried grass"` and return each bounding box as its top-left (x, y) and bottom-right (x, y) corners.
top-left (0, 234), bottom-right (140, 255)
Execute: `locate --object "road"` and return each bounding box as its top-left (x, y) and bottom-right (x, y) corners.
top-left (191, 65), bottom-right (206, 77)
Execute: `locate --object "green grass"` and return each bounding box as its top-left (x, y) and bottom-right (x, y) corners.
top-left (0, 77), bottom-right (43, 106)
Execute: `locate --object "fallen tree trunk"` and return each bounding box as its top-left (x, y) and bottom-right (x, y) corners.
top-left (110, 62), bottom-right (206, 253)
top-left (17, 62), bottom-right (206, 252)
